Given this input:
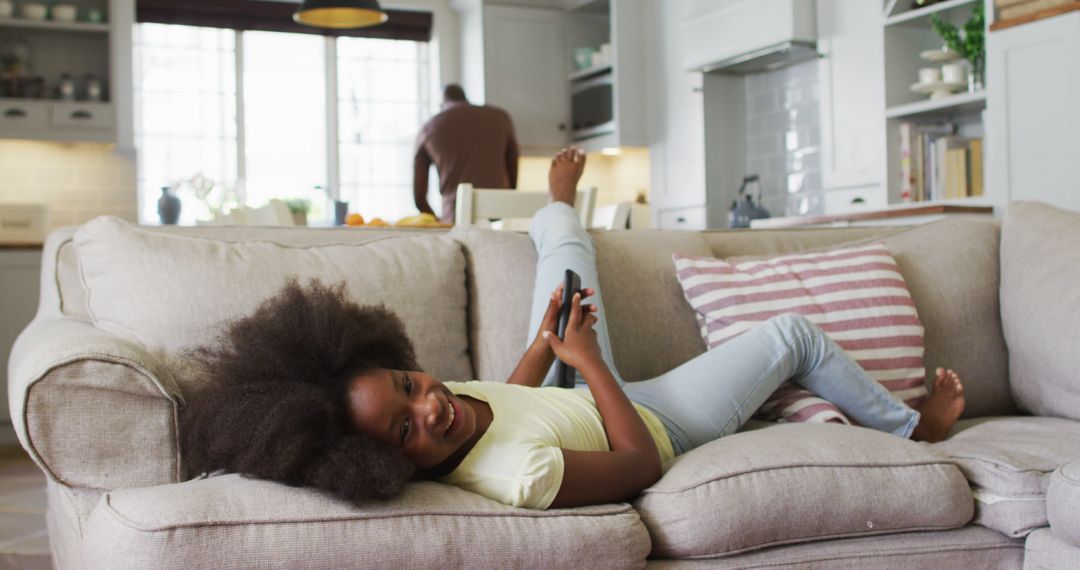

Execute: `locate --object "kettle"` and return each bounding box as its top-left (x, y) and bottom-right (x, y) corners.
top-left (728, 175), bottom-right (771, 228)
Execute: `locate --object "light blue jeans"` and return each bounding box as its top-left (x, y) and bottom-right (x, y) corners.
top-left (527, 202), bottom-right (920, 456)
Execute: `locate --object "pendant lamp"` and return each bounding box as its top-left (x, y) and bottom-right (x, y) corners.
top-left (294, 0), bottom-right (388, 29)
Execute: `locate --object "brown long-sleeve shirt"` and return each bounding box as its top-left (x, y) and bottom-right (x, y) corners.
top-left (414, 102), bottom-right (520, 224)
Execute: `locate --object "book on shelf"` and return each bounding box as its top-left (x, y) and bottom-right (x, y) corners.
top-left (998, 0), bottom-right (1078, 21)
top-left (969, 138), bottom-right (984, 197)
top-left (898, 121), bottom-right (984, 201)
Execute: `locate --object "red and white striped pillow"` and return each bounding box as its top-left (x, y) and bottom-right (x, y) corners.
top-left (673, 243), bottom-right (927, 425)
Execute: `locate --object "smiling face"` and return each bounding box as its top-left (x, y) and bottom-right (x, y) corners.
top-left (346, 369), bottom-right (477, 471)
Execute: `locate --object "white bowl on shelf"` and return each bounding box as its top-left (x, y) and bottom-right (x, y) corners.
top-left (20, 2), bottom-right (47, 20)
top-left (910, 80), bottom-right (967, 100)
top-left (52, 4), bottom-right (78, 22)
top-left (919, 48), bottom-right (960, 63)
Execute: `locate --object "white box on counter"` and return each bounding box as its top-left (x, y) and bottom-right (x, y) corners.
top-left (0, 204), bottom-right (49, 244)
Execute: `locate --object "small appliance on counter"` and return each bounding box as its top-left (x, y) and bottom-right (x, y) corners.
top-left (729, 175), bottom-right (771, 228)
top-left (0, 204), bottom-right (49, 244)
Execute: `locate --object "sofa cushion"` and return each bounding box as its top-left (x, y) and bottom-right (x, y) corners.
top-left (645, 527), bottom-right (1023, 569)
top-left (705, 219), bottom-right (1012, 419)
top-left (1001, 201), bottom-right (1080, 421)
top-left (1047, 460), bottom-right (1080, 545)
top-left (84, 474), bottom-right (651, 570)
top-left (933, 416), bottom-right (1080, 538)
top-left (674, 243), bottom-right (927, 424)
top-left (590, 230), bottom-right (715, 381)
top-left (1024, 528), bottom-right (1080, 570)
top-left (73, 216), bottom-right (473, 382)
top-left (634, 423), bottom-right (973, 559)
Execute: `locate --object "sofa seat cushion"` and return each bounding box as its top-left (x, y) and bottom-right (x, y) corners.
top-left (84, 474), bottom-right (651, 570)
top-left (645, 526), bottom-right (1023, 569)
top-left (1047, 460), bottom-right (1080, 545)
top-left (1024, 528), bottom-right (1080, 570)
top-left (932, 416), bottom-right (1080, 538)
top-left (634, 424), bottom-right (973, 559)
top-left (73, 216), bottom-right (473, 381)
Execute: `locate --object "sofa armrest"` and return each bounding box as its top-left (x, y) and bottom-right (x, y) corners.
top-left (1047, 459), bottom-right (1080, 545)
top-left (8, 316), bottom-right (183, 490)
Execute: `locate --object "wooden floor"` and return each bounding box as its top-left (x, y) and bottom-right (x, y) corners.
top-left (0, 446), bottom-right (50, 570)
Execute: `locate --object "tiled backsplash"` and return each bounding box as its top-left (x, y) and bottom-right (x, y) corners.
top-left (744, 59), bottom-right (824, 218)
top-left (0, 141), bottom-right (137, 232)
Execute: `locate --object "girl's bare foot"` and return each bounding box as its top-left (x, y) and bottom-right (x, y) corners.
top-left (549, 147), bottom-right (586, 205)
top-left (911, 368), bottom-right (965, 443)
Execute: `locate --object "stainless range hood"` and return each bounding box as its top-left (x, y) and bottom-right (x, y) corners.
top-left (684, 0), bottom-right (819, 75)
top-left (700, 40), bottom-right (820, 75)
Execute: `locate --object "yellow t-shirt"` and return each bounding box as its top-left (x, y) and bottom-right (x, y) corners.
top-left (439, 381), bottom-right (675, 510)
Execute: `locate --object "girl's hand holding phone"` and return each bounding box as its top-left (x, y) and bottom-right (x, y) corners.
top-left (542, 291), bottom-right (604, 373)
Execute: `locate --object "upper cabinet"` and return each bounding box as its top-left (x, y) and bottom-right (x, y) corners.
top-left (565, 0), bottom-right (647, 152)
top-left (455, 0), bottom-right (647, 154)
top-left (987, 10), bottom-right (1080, 212)
top-left (816, 0), bottom-right (885, 194)
top-left (0, 0), bottom-right (133, 146)
top-left (456, 0), bottom-right (569, 154)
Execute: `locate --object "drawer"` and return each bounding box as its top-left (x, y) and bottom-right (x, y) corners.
top-left (658, 205), bottom-right (707, 230)
top-left (50, 103), bottom-right (114, 130)
top-left (824, 187), bottom-right (886, 215)
top-left (0, 101), bottom-right (48, 130)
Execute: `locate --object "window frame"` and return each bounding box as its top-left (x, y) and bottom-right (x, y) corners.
top-left (135, 23), bottom-right (434, 224)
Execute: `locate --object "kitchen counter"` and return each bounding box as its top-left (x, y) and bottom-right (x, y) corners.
top-left (750, 203), bottom-right (994, 229)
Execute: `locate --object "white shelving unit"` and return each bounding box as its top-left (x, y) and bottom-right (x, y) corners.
top-left (882, 0), bottom-right (992, 206)
top-left (0, 0), bottom-right (124, 144)
top-left (565, 0), bottom-right (646, 152)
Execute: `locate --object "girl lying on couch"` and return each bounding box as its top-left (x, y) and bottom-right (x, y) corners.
top-left (182, 149), bottom-right (965, 509)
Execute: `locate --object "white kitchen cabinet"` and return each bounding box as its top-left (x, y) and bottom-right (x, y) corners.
top-left (816, 0), bottom-right (886, 196)
top-left (0, 249), bottom-right (41, 434)
top-left (456, 1), bottom-right (569, 154)
top-left (987, 11), bottom-right (1080, 212)
top-left (565, 0), bottom-right (648, 152)
top-left (0, 0), bottom-right (134, 147)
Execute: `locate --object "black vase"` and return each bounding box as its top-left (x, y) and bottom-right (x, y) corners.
top-left (157, 187), bottom-right (181, 225)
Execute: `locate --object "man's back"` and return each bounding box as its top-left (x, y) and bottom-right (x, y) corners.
top-left (416, 102), bottom-right (519, 223)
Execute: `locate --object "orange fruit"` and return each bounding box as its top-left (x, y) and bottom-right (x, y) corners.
top-left (345, 213), bottom-right (365, 226)
top-left (367, 217), bottom-right (389, 227)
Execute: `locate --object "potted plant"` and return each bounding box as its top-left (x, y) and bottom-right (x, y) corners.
top-left (931, 2), bottom-right (986, 91)
top-left (284, 198), bottom-right (311, 226)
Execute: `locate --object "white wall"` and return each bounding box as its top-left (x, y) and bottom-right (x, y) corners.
top-left (644, 0), bottom-right (707, 213)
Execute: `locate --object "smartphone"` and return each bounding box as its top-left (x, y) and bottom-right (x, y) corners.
top-left (554, 269), bottom-right (581, 388)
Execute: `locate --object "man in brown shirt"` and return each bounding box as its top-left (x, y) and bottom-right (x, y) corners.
top-left (414, 84), bottom-right (520, 224)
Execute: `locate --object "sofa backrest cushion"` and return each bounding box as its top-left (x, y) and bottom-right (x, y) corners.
top-left (1001, 201), bottom-right (1080, 420)
top-left (72, 216), bottom-right (473, 383)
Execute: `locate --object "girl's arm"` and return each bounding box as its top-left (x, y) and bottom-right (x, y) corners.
top-left (505, 286), bottom-right (596, 387)
top-left (543, 293), bottom-right (663, 508)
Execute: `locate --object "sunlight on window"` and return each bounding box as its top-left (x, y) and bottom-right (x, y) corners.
top-left (243, 31), bottom-right (327, 216)
top-left (338, 37), bottom-right (431, 222)
top-left (134, 24), bottom-right (237, 225)
top-left (134, 24), bottom-right (433, 226)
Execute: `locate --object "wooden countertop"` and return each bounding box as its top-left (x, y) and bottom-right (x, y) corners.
top-left (750, 203), bottom-right (993, 229)
top-left (991, 1), bottom-right (1080, 31)
top-left (0, 243), bottom-right (44, 250)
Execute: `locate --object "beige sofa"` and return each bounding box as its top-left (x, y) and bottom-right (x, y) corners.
top-left (8, 201), bottom-right (1080, 569)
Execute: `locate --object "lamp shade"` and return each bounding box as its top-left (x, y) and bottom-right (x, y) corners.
top-left (293, 0), bottom-right (388, 29)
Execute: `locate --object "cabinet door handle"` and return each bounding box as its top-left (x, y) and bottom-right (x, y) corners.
top-left (3, 108), bottom-right (28, 119)
top-left (676, 216), bottom-right (687, 223)
top-left (558, 123), bottom-right (567, 131)
top-left (70, 110), bottom-right (94, 120)
top-left (851, 197), bottom-right (865, 205)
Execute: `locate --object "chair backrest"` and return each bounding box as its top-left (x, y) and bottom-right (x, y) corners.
top-left (209, 199), bottom-right (296, 226)
top-left (455, 184), bottom-right (597, 229)
top-left (592, 201), bottom-right (633, 230)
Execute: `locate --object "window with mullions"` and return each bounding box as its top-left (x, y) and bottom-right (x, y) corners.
top-left (134, 23), bottom-right (432, 226)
